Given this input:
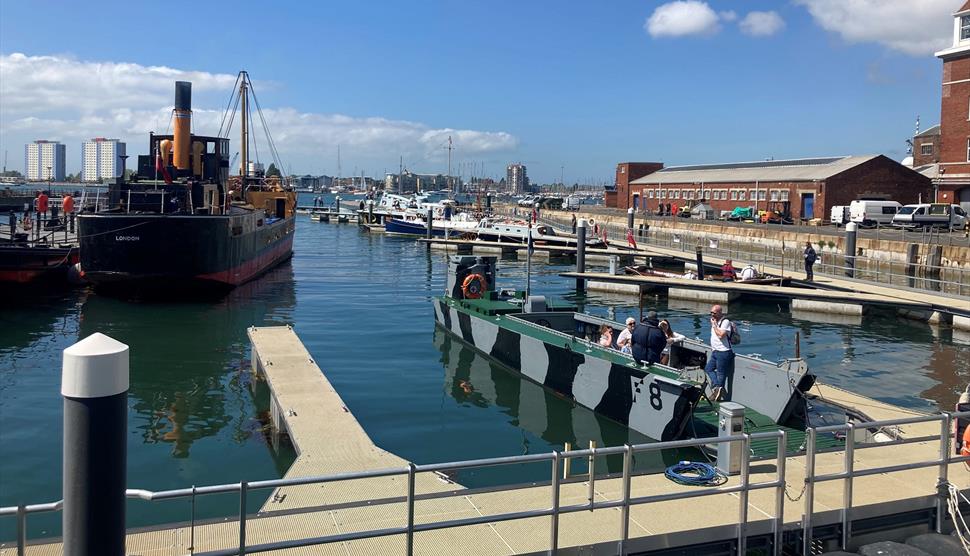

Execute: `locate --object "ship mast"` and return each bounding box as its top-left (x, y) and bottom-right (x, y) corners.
top-left (240, 72), bottom-right (249, 177)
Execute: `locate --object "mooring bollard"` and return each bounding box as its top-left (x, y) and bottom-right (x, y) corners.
top-left (844, 222), bottom-right (857, 278)
top-left (62, 333), bottom-right (129, 556)
top-left (426, 207), bottom-right (434, 247)
top-left (335, 195), bottom-right (341, 215)
top-left (627, 207), bottom-right (634, 231)
top-left (367, 200), bottom-right (374, 224)
top-left (695, 246), bottom-right (705, 280)
top-left (576, 219), bottom-right (587, 293)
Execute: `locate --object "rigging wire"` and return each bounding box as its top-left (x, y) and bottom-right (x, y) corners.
top-left (217, 72), bottom-right (244, 138)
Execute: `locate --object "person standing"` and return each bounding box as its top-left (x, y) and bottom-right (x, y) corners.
top-left (803, 241), bottom-right (817, 282)
top-left (571, 213), bottom-right (577, 234)
top-left (705, 305), bottom-right (735, 401)
top-left (616, 317), bottom-right (635, 354)
top-left (632, 311), bottom-right (666, 365)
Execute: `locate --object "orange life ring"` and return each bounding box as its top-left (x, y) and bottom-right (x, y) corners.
top-left (461, 273), bottom-right (487, 299)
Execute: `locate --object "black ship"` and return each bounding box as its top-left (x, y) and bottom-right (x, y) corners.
top-left (78, 73), bottom-right (296, 292)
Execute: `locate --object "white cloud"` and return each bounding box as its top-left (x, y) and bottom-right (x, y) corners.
top-left (645, 1), bottom-right (721, 38)
top-left (0, 53), bottom-right (518, 174)
top-left (794, 0), bottom-right (954, 56)
top-left (739, 11), bottom-right (785, 37)
top-left (719, 10), bottom-right (738, 23)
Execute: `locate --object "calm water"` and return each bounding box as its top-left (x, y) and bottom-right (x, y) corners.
top-left (1, 193), bottom-right (968, 540)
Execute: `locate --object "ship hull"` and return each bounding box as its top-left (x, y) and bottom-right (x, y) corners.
top-left (0, 246), bottom-right (79, 285)
top-left (433, 298), bottom-right (699, 441)
top-left (77, 213), bottom-right (294, 291)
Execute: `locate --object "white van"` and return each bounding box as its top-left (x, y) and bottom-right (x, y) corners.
top-left (848, 200), bottom-right (901, 227)
top-left (830, 205), bottom-right (849, 227)
top-left (892, 203), bottom-right (969, 230)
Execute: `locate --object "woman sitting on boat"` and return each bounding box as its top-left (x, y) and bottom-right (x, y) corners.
top-left (721, 259), bottom-right (737, 282)
top-left (598, 325), bottom-right (613, 348)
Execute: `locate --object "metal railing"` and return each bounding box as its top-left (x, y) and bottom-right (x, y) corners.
top-left (525, 211), bottom-right (970, 298)
top-left (3, 411), bottom-right (969, 555)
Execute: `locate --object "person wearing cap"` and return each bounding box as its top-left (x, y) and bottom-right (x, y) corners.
top-left (631, 311), bottom-right (666, 365)
top-left (616, 317), bottom-right (635, 354)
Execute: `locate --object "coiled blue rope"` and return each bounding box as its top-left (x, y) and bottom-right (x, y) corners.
top-left (665, 461), bottom-right (728, 487)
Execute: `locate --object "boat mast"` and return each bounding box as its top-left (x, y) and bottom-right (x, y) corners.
top-left (240, 72), bottom-right (249, 177)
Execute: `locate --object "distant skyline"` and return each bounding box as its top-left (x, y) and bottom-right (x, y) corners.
top-left (0, 0), bottom-right (958, 183)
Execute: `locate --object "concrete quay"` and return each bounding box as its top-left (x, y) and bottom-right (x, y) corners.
top-left (12, 326), bottom-right (970, 555)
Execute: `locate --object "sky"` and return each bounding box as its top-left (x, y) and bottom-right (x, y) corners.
top-left (0, 0), bottom-right (959, 183)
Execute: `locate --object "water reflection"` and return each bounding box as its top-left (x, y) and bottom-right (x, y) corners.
top-left (77, 262), bottom-right (297, 459)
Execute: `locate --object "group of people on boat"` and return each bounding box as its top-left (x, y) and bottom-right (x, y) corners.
top-left (596, 303), bottom-right (738, 402)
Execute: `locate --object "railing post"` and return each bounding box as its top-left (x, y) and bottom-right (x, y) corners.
top-left (618, 444), bottom-right (633, 556)
top-left (563, 442), bottom-right (572, 479)
top-left (239, 481), bottom-right (248, 556)
top-left (588, 440), bottom-right (596, 511)
top-left (937, 413), bottom-right (952, 534)
top-left (62, 333), bottom-right (129, 556)
top-left (802, 428), bottom-right (817, 556)
top-left (550, 451), bottom-right (561, 554)
top-left (842, 422), bottom-right (855, 550)
top-left (738, 434), bottom-right (751, 555)
top-left (774, 431), bottom-right (787, 556)
top-left (407, 463), bottom-right (416, 556)
top-left (189, 485), bottom-right (196, 554)
top-left (16, 504), bottom-right (26, 556)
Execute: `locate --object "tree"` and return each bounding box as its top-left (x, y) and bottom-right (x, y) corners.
top-left (266, 163), bottom-right (281, 178)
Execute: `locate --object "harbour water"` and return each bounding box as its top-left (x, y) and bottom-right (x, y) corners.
top-left (1, 193), bottom-right (968, 540)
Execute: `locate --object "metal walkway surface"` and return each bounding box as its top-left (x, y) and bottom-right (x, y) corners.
top-left (8, 326), bottom-right (969, 555)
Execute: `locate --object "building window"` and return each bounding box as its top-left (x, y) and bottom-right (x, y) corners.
top-left (770, 190), bottom-right (779, 202)
top-left (920, 143), bottom-right (933, 156)
top-left (730, 190), bottom-right (739, 201)
top-left (660, 190), bottom-right (666, 199)
top-left (738, 190), bottom-right (746, 201)
top-left (672, 190), bottom-right (680, 199)
top-left (648, 190), bottom-right (654, 199)
top-left (780, 190), bottom-right (789, 201)
top-left (685, 190), bottom-right (693, 200)
top-left (962, 15), bottom-right (970, 40)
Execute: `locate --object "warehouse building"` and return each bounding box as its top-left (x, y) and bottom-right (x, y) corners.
top-left (609, 155), bottom-right (931, 221)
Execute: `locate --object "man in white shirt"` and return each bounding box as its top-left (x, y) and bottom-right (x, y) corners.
top-left (704, 304), bottom-right (735, 401)
top-left (616, 317), bottom-right (635, 354)
top-left (739, 264), bottom-right (757, 281)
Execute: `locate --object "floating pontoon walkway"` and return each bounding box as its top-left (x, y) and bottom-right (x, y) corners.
top-left (13, 326), bottom-right (970, 555)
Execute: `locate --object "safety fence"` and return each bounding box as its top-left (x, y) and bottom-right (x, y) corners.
top-left (3, 412), bottom-right (969, 555)
top-left (525, 211), bottom-right (970, 299)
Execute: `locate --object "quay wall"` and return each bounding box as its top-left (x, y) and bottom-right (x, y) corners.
top-left (537, 208), bottom-right (970, 273)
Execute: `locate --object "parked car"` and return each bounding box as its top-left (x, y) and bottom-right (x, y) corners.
top-left (830, 205), bottom-right (849, 227)
top-left (892, 203), bottom-right (969, 230)
top-left (564, 194), bottom-right (583, 211)
top-left (848, 200), bottom-right (901, 227)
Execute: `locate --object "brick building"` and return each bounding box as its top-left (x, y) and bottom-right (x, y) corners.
top-left (912, 125), bottom-right (941, 167)
top-left (933, 0), bottom-right (970, 211)
top-left (612, 155), bottom-right (929, 221)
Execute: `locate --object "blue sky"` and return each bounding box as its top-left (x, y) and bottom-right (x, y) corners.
top-left (0, 0), bottom-right (955, 182)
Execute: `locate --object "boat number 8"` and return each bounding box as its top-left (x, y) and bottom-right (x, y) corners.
top-left (649, 381), bottom-right (663, 410)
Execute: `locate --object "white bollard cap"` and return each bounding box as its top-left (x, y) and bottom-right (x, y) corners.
top-left (845, 222), bottom-right (858, 232)
top-left (577, 219), bottom-right (586, 228)
top-left (627, 207), bottom-right (634, 214)
top-left (62, 333), bottom-right (129, 398)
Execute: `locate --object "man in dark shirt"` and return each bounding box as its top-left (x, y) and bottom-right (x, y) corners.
top-left (803, 242), bottom-right (817, 281)
top-left (631, 311), bottom-right (667, 365)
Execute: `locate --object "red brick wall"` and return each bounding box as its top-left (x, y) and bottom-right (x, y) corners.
top-left (630, 181), bottom-right (818, 219)
top-left (615, 162), bottom-right (663, 209)
top-left (825, 156), bottom-right (932, 208)
top-left (940, 56), bottom-right (970, 171)
top-left (913, 133), bottom-right (940, 167)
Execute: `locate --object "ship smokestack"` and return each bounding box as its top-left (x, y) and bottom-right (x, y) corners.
top-left (173, 81), bottom-right (192, 171)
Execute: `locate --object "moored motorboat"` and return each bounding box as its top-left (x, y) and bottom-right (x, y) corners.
top-left (433, 256), bottom-right (817, 445)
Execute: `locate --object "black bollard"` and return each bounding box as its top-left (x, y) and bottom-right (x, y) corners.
top-left (844, 222), bottom-right (857, 278)
top-left (695, 246), bottom-right (705, 280)
top-left (576, 219), bottom-right (587, 293)
top-left (627, 207), bottom-right (634, 231)
top-left (426, 207), bottom-right (434, 247)
top-left (62, 333), bottom-right (129, 556)
top-left (368, 201), bottom-right (374, 224)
